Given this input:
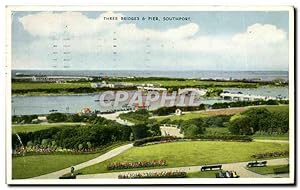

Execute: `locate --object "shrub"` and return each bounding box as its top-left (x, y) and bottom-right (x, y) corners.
top-left (252, 151), bottom-right (289, 159)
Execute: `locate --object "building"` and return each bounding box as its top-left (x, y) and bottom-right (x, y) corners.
top-left (37, 116), bottom-right (47, 122)
top-left (13, 75), bottom-right (92, 82)
top-left (137, 86), bottom-right (167, 91)
top-left (178, 88), bottom-right (207, 96)
top-left (91, 81), bottom-right (135, 88)
top-left (175, 109), bottom-right (182, 116)
top-left (81, 107), bottom-right (92, 114)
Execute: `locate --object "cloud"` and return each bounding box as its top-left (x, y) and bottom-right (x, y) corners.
top-left (14, 11), bottom-right (289, 70)
top-left (19, 11), bottom-right (124, 37)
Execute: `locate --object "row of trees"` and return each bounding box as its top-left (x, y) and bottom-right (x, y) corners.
top-left (211, 99), bottom-right (287, 109)
top-left (12, 116), bottom-right (132, 150)
top-left (152, 104), bottom-right (206, 116)
top-left (12, 86), bottom-right (137, 95)
top-left (12, 113), bottom-right (163, 151)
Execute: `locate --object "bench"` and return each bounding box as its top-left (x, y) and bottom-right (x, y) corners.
top-left (247, 160), bottom-right (267, 168)
top-left (201, 164), bottom-right (222, 171)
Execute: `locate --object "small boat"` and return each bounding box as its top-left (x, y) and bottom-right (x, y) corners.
top-left (49, 109), bottom-right (58, 112)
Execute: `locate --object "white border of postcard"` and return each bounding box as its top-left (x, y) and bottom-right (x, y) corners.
top-left (5, 5), bottom-right (295, 185)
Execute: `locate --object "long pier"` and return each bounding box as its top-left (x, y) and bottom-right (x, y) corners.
top-left (219, 92), bottom-right (286, 101)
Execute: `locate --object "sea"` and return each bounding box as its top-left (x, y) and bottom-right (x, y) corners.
top-left (12, 70), bottom-right (289, 81)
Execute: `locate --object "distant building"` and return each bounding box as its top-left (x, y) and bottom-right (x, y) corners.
top-left (178, 88), bottom-right (207, 96)
top-left (91, 81), bottom-right (135, 88)
top-left (37, 116), bottom-right (47, 122)
top-left (13, 75), bottom-right (91, 82)
top-left (137, 86), bottom-right (167, 91)
top-left (175, 109), bottom-right (182, 116)
top-left (81, 107), bottom-right (92, 114)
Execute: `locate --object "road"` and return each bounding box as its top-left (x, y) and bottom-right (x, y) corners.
top-left (31, 143), bottom-right (133, 179)
top-left (77, 158), bottom-right (289, 179)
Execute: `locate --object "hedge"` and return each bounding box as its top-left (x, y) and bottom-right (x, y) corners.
top-left (251, 151), bottom-right (289, 159)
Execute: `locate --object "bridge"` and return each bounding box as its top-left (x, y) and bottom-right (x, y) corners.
top-left (219, 92), bottom-right (285, 101)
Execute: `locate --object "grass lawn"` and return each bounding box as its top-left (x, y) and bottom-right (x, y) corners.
top-left (155, 108), bottom-right (246, 122)
top-left (187, 170), bottom-right (223, 178)
top-left (204, 127), bottom-right (231, 136)
top-left (253, 135), bottom-right (289, 141)
top-left (247, 165), bottom-right (289, 175)
top-left (12, 142), bottom-right (128, 179)
top-left (155, 105), bottom-right (288, 122)
top-left (77, 141), bottom-right (289, 175)
top-left (12, 82), bottom-right (91, 90)
top-left (262, 105), bottom-right (289, 113)
top-left (12, 123), bottom-right (83, 134)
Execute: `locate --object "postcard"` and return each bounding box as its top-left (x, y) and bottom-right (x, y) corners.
top-left (6, 5), bottom-right (295, 185)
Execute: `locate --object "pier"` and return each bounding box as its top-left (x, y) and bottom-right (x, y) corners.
top-left (219, 92), bottom-right (285, 101)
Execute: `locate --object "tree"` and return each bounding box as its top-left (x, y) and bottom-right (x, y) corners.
top-left (41, 139), bottom-right (49, 148)
top-left (78, 144), bottom-right (83, 151)
top-left (130, 124), bottom-right (150, 140)
top-left (86, 142), bottom-right (92, 149)
top-left (129, 133), bottom-right (134, 141)
top-left (26, 141), bottom-right (33, 148)
top-left (229, 115), bottom-right (253, 135)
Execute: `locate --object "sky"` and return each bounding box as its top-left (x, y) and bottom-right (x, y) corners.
top-left (11, 11), bottom-right (289, 71)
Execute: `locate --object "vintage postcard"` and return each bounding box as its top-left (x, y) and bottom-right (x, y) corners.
top-left (6, 6), bottom-right (295, 185)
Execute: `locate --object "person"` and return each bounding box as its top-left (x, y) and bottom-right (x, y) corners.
top-left (232, 171), bottom-right (239, 178)
top-left (225, 171), bottom-right (231, 178)
top-left (70, 166), bottom-right (75, 177)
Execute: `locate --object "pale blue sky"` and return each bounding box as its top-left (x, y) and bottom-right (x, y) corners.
top-left (12, 11), bottom-right (289, 70)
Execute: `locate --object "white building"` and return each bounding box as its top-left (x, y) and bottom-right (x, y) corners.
top-left (175, 109), bottom-right (182, 116)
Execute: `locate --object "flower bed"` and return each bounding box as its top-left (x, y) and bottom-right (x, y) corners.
top-left (252, 151), bottom-right (289, 159)
top-left (118, 171), bottom-right (187, 179)
top-left (108, 160), bottom-right (167, 170)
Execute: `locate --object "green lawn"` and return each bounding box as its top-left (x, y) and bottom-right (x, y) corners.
top-left (12, 123), bottom-right (82, 134)
top-left (187, 170), bottom-right (223, 178)
top-left (253, 135), bottom-right (289, 141)
top-left (155, 105), bottom-right (288, 122)
top-left (155, 108), bottom-right (246, 122)
top-left (12, 142), bottom-right (128, 179)
top-left (247, 165), bottom-right (289, 175)
top-left (204, 127), bottom-right (231, 136)
top-left (12, 82), bottom-right (91, 90)
top-left (262, 105), bottom-right (289, 113)
top-left (77, 141), bottom-right (289, 175)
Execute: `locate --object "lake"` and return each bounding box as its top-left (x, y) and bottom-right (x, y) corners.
top-left (11, 86), bottom-right (288, 116)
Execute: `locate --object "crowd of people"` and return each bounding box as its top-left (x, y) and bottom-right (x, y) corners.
top-left (216, 170), bottom-right (239, 178)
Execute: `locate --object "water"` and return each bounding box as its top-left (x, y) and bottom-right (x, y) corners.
top-left (12, 87), bottom-right (288, 116)
top-left (12, 70), bottom-right (288, 81)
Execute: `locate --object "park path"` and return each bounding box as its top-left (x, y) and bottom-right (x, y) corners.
top-left (253, 139), bottom-right (289, 144)
top-left (31, 143), bottom-right (133, 179)
top-left (100, 111), bottom-right (134, 126)
top-left (77, 158), bottom-right (289, 179)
